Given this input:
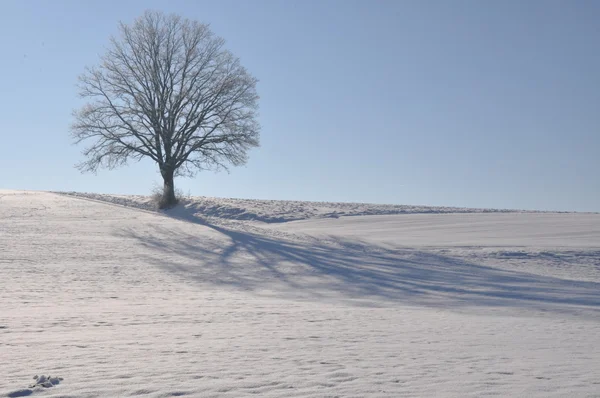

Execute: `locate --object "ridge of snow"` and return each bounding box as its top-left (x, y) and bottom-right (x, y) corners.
top-left (56, 191), bottom-right (542, 224)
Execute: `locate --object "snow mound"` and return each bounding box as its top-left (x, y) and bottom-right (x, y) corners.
top-left (56, 191), bottom-right (534, 223)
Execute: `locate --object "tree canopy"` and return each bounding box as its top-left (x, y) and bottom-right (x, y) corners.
top-left (72, 11), bottom-right (260, 208)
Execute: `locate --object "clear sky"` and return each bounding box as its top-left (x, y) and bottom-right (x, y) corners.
top-left (1, 0), bottom-right (598, 211)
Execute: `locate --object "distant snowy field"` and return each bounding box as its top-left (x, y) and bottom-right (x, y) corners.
top-left (2, 190), bottom-right (600, 397)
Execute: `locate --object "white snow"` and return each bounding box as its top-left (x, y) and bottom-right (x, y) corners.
top-left (1, 190), bottom-right (600, 397)
top-left (57, 191), bottom-right (535, 223)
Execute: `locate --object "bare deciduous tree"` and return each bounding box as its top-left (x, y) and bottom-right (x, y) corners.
top-left (72, 11), bottom-right (260, 208)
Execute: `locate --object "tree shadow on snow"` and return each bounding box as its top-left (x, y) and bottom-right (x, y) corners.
top-left (119, 207), bottom-right (600, 315)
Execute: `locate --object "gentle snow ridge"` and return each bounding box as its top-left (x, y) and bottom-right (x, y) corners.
top-left (57, 191), bottom-right (538, 223)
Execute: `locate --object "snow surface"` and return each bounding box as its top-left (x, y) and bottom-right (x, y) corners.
top-left (57, 191), bottom-right (536, 223)
top-left (2, 190), bottom-right (600, 397)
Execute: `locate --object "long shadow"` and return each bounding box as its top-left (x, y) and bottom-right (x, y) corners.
top-left (119, 206), bottom-right (600, 314)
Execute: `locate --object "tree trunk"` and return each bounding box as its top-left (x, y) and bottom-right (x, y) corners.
top-left (160, 169), bottom-right (177, 209)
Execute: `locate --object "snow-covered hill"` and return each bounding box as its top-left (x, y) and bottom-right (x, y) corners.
top-left (57, 191), bottom-right (538, 223)
top-left (1, 190), bottom-right (599, 397)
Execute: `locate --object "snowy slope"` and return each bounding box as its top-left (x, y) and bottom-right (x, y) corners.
top-left (1, 190), bottom-right (600, 397)
top-left (57, 191), bottom-right (537, 223)
top-left (268, 212), bottom-right (600, 247)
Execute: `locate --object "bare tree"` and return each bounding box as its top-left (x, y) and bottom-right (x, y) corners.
top-left (72, 11), bottom-right (260, 208)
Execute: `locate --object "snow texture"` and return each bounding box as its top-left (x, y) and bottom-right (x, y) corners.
top-left (57, 191), bottom-right (545, 223)
top-left (1, 190), bottom-right (600, 397)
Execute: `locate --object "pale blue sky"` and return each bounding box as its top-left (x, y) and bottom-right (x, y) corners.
top-left (1, 0), bottom-right (598, 211)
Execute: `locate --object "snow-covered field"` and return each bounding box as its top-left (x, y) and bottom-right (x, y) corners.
top-left (1, 190), bottom-right (600, 397)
